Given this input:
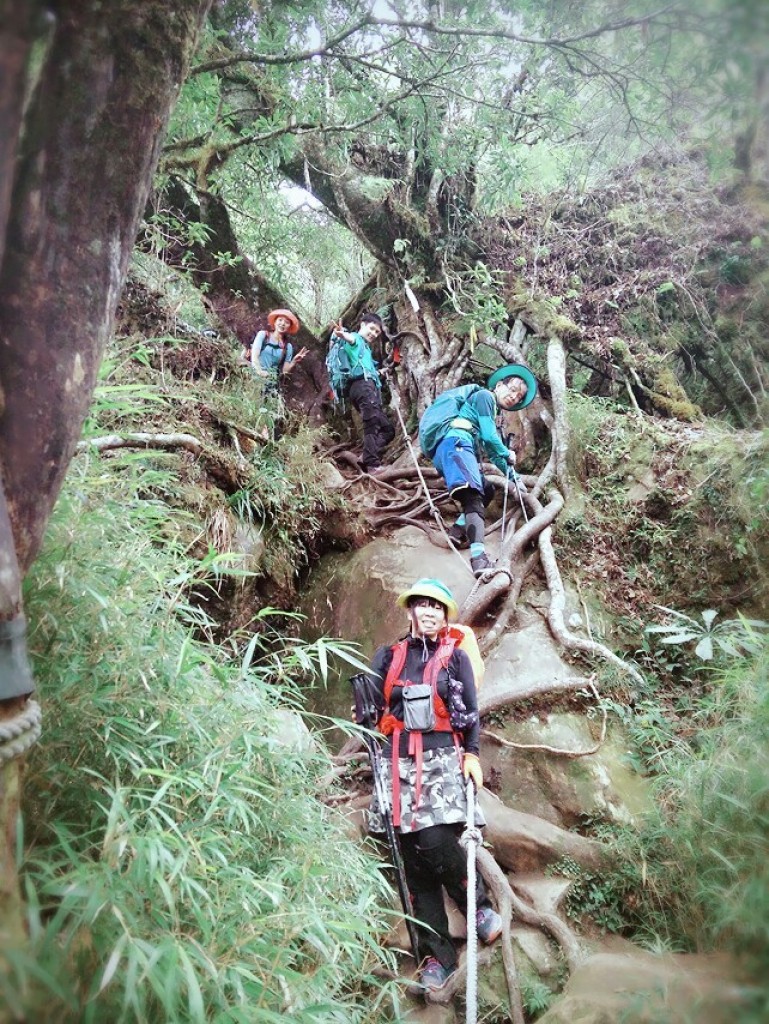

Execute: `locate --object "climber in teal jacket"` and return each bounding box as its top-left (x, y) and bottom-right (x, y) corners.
top-left (419, 365), bottom-right (538, 578)
top-left (327, 312), bottom-right (395, 473)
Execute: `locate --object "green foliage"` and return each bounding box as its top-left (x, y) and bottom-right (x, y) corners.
top-left (7, 463), bottom-right (403, 1023)
top-left (563, 396), bottom-right (769, 612)
top-left (444, 261), bottom-right (510, 331)
top-left (618, 652), bottom-right (769, 1020)
top-left (519, 976), bottom-right (556, 1018)
top-left (85, 332), bottom-right (342, 593)
top-left (646, 605), bottom-right (768, 662)
top-left (549, 853), bottom-right (637, 934)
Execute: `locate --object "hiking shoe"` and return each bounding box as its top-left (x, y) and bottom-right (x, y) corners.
top-left (476, 906), bottom-right (503, 945)
top-left (470, 553), bottom-right (494, 578)
top-left (447, 523), bottom-right (469, 549)
top-left (420, 957), bottom-right (453, 992)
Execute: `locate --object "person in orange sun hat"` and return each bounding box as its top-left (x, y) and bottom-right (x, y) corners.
top-left (250, 308), bottom-right (308, 390)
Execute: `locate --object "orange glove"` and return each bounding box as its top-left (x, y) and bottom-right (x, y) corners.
top-left (463, 753), bottom-right (483, 790)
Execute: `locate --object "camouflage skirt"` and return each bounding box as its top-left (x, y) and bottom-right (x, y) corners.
top-left (368, 745), bottom-right (486, 834)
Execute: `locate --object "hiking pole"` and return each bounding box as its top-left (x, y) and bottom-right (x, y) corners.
top-left (463, 779), bottom-right (481, 1024)
top-left (514, 473), bottom-right (528, 524)
top-left (350, 674), bottom-right (420, 961)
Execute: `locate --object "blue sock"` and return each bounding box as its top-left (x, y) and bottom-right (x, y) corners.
top-left (470, 543), bottom-right (484, 559)
top-left (455, 514), bottom-right (466, 527)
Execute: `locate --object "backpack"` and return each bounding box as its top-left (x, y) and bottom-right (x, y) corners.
top-left (449, 623), bottom-right (484, 691)
top-left (253, 330), bottom-right (289, 372)
top-left (325, 339), bottom-right (351, 403)
top-left (418, 384), bottom-right (483, 458)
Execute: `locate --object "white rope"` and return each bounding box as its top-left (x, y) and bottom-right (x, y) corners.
top-left (501, 463), bottom-right (510, 542)
top-left (0, 699), bottom-right (42, 765)
top-left (462, 780), bottom-right (482, 1024)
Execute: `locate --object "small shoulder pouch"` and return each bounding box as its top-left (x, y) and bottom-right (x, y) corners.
top-left (446, 675), bottom-right (479, 731)
top-left (402, 682), bottom-right (435, 732)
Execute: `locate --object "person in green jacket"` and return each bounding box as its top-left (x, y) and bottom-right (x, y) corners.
top-left (419, 365), bottom-right (537, 577)
top-left (328, 312), bottom-right (395, 473)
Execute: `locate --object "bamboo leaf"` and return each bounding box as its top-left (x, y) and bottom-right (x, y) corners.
top-left (98, 936), bottom-right (127, 993)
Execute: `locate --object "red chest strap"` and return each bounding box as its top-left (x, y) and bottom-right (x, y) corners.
top-left (378, 635), bottom-right (460, 829)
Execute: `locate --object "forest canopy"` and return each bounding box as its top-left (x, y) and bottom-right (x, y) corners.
top-left (145, 0), bottom-right (769, 424)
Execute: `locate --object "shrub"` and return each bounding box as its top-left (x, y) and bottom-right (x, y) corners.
top-left (5, 459), bottom-right (402, 1023)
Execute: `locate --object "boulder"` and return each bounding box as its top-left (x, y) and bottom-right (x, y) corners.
top-left (536, 941), bottom-right (743, 1024)
top-left (481, 789), bottom-right (609, 873)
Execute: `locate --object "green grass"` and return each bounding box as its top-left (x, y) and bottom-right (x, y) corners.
top-left (4, 454), bottom-right (405, 1023)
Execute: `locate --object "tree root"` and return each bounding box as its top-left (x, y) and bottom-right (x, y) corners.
top-left (478, 847), bottom-right (583, 972)
top-left (479, 549), bottom-right (540, 655)
top-left (78, 431), bottom-right (205, 454)
top-left (77, 431), bottom-right (247, 493)
top-left (476, 847), bottom-right (526, 1024)
top-left (482, 675), bottom-right (607, 757)
top-left (538, 524), bottom-right (645, 688)
top-left (479, 675), bottom-right (599, 717)
top-left (460, 489), bottom-right (564, 624)
top-left (547, 336), bottom-right (572, 498)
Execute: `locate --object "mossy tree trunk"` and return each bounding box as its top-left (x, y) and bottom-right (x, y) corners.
top-left (153, 176), bottom-right (318, 352)
top-left (0, 0), bottom-right (210, 958)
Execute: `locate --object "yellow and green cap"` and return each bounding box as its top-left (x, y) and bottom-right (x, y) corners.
top-left (396, 578), bottom-right (458, 621)
top-left (487, 363), bottom-right (538, 410)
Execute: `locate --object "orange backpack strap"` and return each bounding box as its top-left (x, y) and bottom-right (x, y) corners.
top-left (379, 640), bottom-right (408, 737)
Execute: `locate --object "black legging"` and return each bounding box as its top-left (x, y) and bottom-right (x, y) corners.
top-left (400, 824), bottom-right (491, 969)
top-left (348, 377), bottom-right (395, 470)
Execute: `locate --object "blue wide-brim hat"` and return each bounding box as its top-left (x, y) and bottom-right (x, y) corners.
top-left (487, 364), bottom-right (538, 411)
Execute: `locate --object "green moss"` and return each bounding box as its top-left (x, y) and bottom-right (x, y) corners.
top-left (506, 287), bottom-right (581, 340)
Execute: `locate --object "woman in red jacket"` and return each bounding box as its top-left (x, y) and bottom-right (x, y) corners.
top-left (366, 578), bottom-right (502, 992)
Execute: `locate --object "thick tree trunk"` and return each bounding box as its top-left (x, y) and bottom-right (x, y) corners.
top-left (0, 0), bottom-right (210, 571)
top-left (0, 0), bottom-right (210, 962)
top-left (0, 2), bottom-right (41, 270)
top-left (155, 177), bottom-right (318, 350)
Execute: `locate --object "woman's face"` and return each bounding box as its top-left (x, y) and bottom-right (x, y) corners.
top-left (408, 597), bottom-right (448, 638)
top-left (494, 376), bottom-right (527, 410)
top-left (274, 316), bottom-right (292, 334)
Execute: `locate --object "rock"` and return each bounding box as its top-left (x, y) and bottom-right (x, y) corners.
top-left (511, 923), bottom-right (560, 977)
top-left (626, 466), bottom-right (657, 503)
top-left (231, 520), bottom-right (265, 567)
top-left (482, 705), bottom-right (651, 828)
top-left (511, 873), bottom-right (573, 917)
top-left (402, 1002), bottom-right (457, 1023)
top-left (536, 943), bottom-right (743, 1024)
top-left (481, 617), bottom-right (589, 711)
top-left (480, 789), bottom-right (608, 873)
top-left (317, 461), bottom-right (346, 489)
top-left (567, 612), bottom-right (583, 630)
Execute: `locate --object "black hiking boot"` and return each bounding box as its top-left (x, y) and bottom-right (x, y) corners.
top-left (420, 957), bottom-right (454, 993)
top-left (470, 552), bottom-right (494, 578)
top-left (447, 523), bottom-right (469, 549)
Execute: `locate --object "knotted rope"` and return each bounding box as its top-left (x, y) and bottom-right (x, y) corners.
top-left (461, 780), bottom-right (482, 1024)
top-left (0, 699), bottom-right (42, 765)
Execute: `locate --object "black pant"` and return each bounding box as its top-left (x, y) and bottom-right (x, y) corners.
top-left (348, 378), bottom-right (395, 471)
top-left (400, 824), bottom-right (491, 970)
